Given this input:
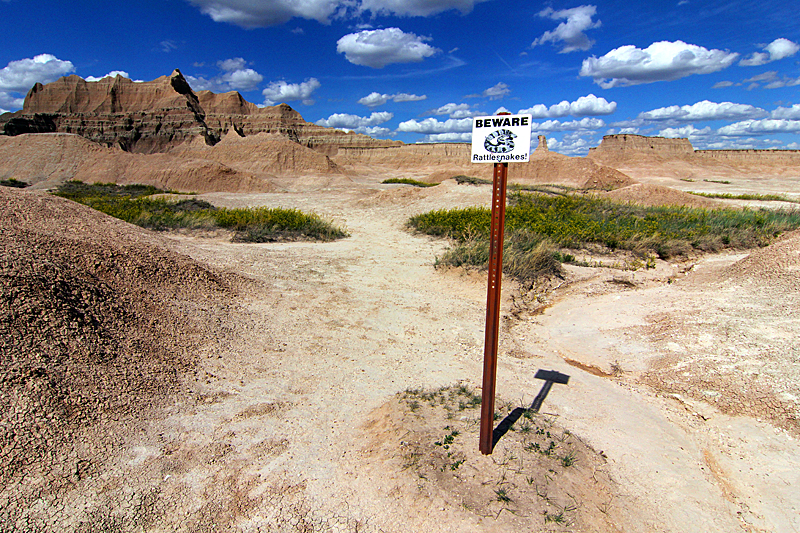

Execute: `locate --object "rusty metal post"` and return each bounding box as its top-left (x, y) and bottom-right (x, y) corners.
top-left (479, 161), bottom-right (508, 455)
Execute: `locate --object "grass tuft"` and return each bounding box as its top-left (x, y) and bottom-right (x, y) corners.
top-left (382, 178), bottom-right (437, 188)
top-left (1, 178), bottom-right (30, 188)
top-left (52, 181), bottom-right (348, 243)
top-left (409, 191), bottom-right (800, 285)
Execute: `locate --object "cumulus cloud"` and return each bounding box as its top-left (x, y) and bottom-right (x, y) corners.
top-left (740, 38), bottom-right (800, 66)
top-left (717, 119), bottom-right (800, 136)
top-left (186, 58), bottom-right (264, 92)
top-left (465, 82), bottom-right (509, 100)
top-left (580, 40), bottom-right (739, 88)
top-left (657, 125), bottom-right (712, 139)
top-left (0, 54), bottom-right (75, 112)
top-left (432, 102), bottom-right (474, 118)
top-left (186, 0), bottom-right (343, 27)
top-left (545, 134), bottom-right (597, 156)
top-left (519, 94), bottom-right (616, 118)
top-left (262, 78), bottom-right (321, 105)
top-left (357, 91), bottom-right (426, 107)
top-left (532, 5), bottom-right (601, 53)
top-left (84, 71), bottom-right (132, 82)
top-left (638, 100), bottom-right (767, 122)
top-left (0, 54), bottom-right (75, 93)
top-left (315, 111), bottom-right (393, 129)
top-left (187, 0), bottom-right (491, 26)
top-left (397, 117), bottom-right (472, 134)
top-left (531, 117), bottom-right (605, 132)
top-left (359, 0), bottom-right (490, 17)
top-left (337, 28), bottom-right (439, 68)
top-left (741, 71), bottom-right (800, 90)
top-left (772, 104), bottom-right (800, 119)
top-left (420, 132), bottom-right (473, 142)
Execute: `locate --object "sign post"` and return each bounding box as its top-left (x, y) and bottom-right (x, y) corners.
top-left (470, 113), bottom-right (532, 455)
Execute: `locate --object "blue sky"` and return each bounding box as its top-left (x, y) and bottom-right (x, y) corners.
top-left (1, 0), bottom-right (799, 154)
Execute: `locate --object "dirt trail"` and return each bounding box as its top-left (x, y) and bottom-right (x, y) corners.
top-left (7, 178), bottom-right (799, 531)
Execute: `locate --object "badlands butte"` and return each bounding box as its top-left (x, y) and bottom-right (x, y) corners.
top-left (2, 71), bottom-right (800, 532)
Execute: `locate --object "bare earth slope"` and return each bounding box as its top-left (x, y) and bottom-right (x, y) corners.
top-left (2, 178), bottom-right (798, 532)
top-left (0, 188), bottom-right (244, 530)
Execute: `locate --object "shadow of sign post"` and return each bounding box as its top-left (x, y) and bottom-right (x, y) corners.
top-left (491, 369), bottom-right (571, 449)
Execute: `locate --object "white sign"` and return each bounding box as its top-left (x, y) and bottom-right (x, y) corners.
top-left (471, 114), bottom-right (532, 163)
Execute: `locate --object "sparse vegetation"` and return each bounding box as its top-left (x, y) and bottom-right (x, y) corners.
top-left (393, 387), bottom-right (601, 527)
top-left (382, 178), bottom-right (437, 187)
top-left (52, 181), bottom-right (348, 242)
top-left (0, 178), bottom-right (30, 188)
top-left (688, 191), bottom-right (800, 204)
top-left (408, 191), bottom-right (800, 285)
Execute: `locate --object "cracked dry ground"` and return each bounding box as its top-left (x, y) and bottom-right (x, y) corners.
top-left (2, 180), bottom-right (799, 532)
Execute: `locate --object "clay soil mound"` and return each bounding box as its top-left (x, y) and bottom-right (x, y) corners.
top-left (600, 182), bottom-right (722, 208)
top-left (721, 229), bottom-right (800, 293)
top-left (0, 188), bottom-right (241, 518)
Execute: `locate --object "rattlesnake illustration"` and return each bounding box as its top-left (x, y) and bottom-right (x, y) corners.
top-left (483, 129), bottom-right (517, 153)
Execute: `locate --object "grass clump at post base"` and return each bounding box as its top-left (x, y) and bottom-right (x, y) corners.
top-left (408, 190), bottom-right (800, 286)
top-left (52, 181), bottom-right (348, 243)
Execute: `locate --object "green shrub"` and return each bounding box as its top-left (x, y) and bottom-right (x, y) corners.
top-left (382, 178), bottom-right (437, 188)
top-left (0, 178), bottom-right (29, 188)
top-left (410, 191), bottom-right (800, 284)
top-left (52, 181), bottom-right (348, 243)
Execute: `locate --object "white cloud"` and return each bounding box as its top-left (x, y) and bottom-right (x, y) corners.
top-left (638, 100), bottom-right (767, 122)
top-left (532, 117), bottom-right (605, 132)
top-left (186, 0), bottom-right (491, 27)
top-left (357, 91), bottom-right (426, 107)
top-left (186, 0), bottom-right (343, 27)
top-left (315, 111), bottom-right (393, 128)
top-left (546, 135), bottom-right (596, 156)
top-left (717, 119), bottom-right (800, 136)
top-left (420, 132), bottom-right (473, 142)
top-left (0, 54), bottom-right (75, 93)
top-left (580, 40), bottom-right (739, 88)
top-left (361, 126), bottom-right (393, 137)
top-left (186, 58), bottom-right (264, 92)
top-left (475, 82), bottom-right (510, 100)
top-left (393, 92), bottom-right (426, 103)
top-left (358, 92), bottom-right (389, 107)
top-left (657, 125), bottom-right (712, 139)
top-left (359, 0), bottom-right (490, 17)
top-left (432, 102), bottom-right (474, 118)
top-left (84, 71), bottom-right (131, 82)
top-left (740, 38), bottom-right (800, 66)
top-left (519, 94), bottom-right (615, 118)
top-left (262, 78), bottom-right (321, 105)
top-left (0, 93), bottom-right (23, 113)
top-left (337, 28), bottom-right (439, 68)
top-left (0, 54), bottom-right (75, 112)
top-left (397, 117), bottom-right (472, 133)
top-left (532, 5), bottom-right (601, 53)
top-left (712, 80), bottom-right (737, 88)
top-left (772, 104), bottom-right (800, 119)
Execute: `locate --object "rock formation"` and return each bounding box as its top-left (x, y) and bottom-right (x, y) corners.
top-left (334, 139), bottom-right (634, 190)
top-left (588, 134), bottom-right (800, 181)
top-left (1, 70), bottom-right (400, 155)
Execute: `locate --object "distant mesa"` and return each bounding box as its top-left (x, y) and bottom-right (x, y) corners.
top-left (4, 71), bottom-right (796, 195)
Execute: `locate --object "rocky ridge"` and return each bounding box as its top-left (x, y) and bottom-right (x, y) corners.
top-left (1, 70), bottom-right (399, 155)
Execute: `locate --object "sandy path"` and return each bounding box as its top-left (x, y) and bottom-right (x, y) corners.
top-left (76, 178), bottom-right (799, 532)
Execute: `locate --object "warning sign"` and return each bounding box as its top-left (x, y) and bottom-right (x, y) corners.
top-left (471, 114), bottom-right (532, 163)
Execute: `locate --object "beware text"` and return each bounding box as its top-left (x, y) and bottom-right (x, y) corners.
top-left (474, 116), bottom-right (530, 128)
